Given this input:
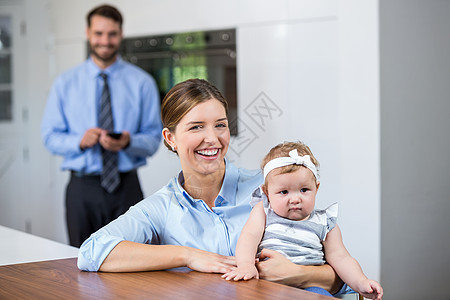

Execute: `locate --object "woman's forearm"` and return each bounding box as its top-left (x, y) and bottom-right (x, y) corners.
top-left (257, 249), bottom-right (343, 294)
top-left (99, 241), bottom-right (187, 272)
top-left (293, 264), bottom-right (344, 294)
top-left (99, 241), bottom-right (237, 274)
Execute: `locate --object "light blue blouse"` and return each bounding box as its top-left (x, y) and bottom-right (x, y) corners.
top-left (77, 160), bottom-right (263, 271)
top-left (77, 160), bottom-right (353, 296)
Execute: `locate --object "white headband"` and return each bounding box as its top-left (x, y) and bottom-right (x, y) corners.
top-left (263, 149), bottom-right (319, 181)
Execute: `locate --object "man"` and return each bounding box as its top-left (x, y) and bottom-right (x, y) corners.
top-left (41, 5), bottom-right (162, 247)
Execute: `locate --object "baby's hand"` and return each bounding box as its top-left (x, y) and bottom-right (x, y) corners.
top-left (222, 264), bottom-right (259, 281)
top-left (358, 279), bottom-right (383, 300)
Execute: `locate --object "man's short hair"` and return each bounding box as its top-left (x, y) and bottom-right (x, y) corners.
top-left (86, 4), bottom-right (123, 28)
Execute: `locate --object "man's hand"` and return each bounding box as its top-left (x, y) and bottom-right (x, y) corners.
top-left (80, 128), bottom-right (103, 150)
top-left (99, 130), bottom-right (130, 152)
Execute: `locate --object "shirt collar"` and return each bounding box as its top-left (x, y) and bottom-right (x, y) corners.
top-left (217, 159), bottom-right (238, 206)
top-left (176, 159), bottom-right (239, 207)
top-left (86, 56), bottom-right (124, 79)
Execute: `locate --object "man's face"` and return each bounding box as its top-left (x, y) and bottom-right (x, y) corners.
top-left (86, 15), bottom-right (122, 66)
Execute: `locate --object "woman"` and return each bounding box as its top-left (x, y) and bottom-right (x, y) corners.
top-left (78, 79), bottom-right (344, 294)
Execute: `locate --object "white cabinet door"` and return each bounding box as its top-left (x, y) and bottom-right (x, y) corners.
top-left (0, 3), bottom-right (30, 232)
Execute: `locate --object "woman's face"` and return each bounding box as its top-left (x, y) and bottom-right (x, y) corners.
top-left (166, 99), bottom-right (230, 178)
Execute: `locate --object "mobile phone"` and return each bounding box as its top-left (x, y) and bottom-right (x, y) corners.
top-left (107, 132), bottom-right (122, 139)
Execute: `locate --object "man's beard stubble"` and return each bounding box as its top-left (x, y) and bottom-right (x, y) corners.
top-left (89, 44), bottom-right (119, 65)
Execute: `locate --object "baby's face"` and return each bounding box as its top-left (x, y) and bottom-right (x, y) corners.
top-left (265, 167), bottom-right (318, 221)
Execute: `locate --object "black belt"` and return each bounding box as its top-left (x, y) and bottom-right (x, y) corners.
top-left (71, 169), bottom-right (136, 178)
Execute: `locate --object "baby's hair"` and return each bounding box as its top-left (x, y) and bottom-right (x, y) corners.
top-left (261, 141), bottom-right (319, 187)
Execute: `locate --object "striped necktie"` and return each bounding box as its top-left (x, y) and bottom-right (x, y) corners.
top-left (99, 73), bottom-right (120, 193)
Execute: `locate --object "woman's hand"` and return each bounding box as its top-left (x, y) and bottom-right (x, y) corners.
top-left (256, 249), bottom-right (301, 284)
top-left (185, 247), bottom-right (236, 274)
top-left (256, 248), bottom-right (343, 293)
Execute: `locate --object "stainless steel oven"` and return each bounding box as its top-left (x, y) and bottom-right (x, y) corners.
top-left (119, 28), bottom-right (237, 135)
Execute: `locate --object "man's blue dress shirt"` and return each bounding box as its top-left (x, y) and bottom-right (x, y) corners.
top-left (77, 161), bottom-right (262, 271)
top-left (41, 57), bottom-right (162, 173)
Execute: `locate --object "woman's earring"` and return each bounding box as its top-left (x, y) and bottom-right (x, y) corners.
top-left (171, 145), bottom-right (176, 152)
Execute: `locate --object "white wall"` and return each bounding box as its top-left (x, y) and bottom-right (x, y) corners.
top-left (380, 1), bottom-right (450, 299)
top-left (338, 0), bottom-right (381, 284)
top-left (4, 0), bottom-right (381, 288)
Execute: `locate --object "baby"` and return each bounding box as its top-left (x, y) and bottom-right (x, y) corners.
top-left (223, 141), bottom-right (383, 300)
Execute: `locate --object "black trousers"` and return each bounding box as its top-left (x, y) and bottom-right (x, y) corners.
top-left (66, 170), bottom-right (143, 247)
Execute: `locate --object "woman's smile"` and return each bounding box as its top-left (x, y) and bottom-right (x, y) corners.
top-left (168, 99), bottom-right (230, 177)
top-left (196, 148), bottom-right (220, 159)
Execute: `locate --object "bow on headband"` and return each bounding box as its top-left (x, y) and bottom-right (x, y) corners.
top-left (263, 149), bottom-right (319, 181)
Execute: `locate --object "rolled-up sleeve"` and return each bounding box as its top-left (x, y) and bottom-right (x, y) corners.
top-left (77, 232), bottom-right (124, 271)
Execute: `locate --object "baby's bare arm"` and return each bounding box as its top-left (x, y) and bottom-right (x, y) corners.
top-left (323, 225), bottom-right (383, 299)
